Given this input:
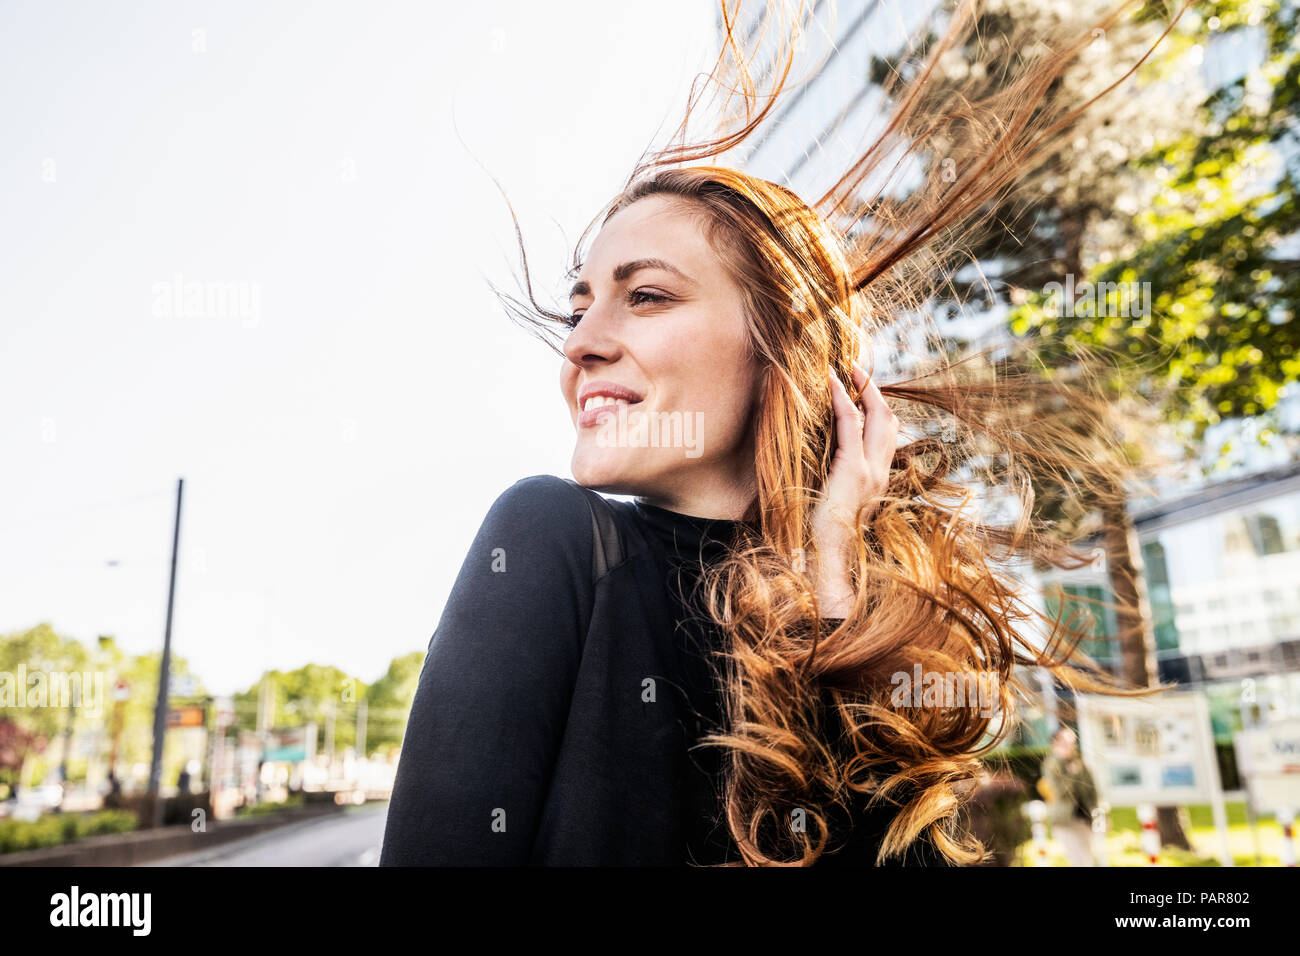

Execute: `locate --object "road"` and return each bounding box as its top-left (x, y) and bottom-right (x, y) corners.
top-left (147, 802), bottom-right (390, 867)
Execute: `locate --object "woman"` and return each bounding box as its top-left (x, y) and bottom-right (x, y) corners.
top-left (1039, 725), bottom-right (1101, 866)
top-left (381, 0), bottom-right (1187, 866)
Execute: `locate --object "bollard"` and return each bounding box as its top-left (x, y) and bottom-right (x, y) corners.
top-left (1277, 807), bottom-right (1296, 867)
top-left (1137, 803), bottom-right (1160, 866)
top-left (1091, 802), bottom-right (1110, 867)
top-left (1025, 799), bottom-right (1051, 866)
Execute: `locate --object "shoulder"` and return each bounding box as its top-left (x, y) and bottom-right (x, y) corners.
top-left (433, 476), bottom-right (600, 652)
top-left (487, 472), bottom-right (586, 507)
top-left (472, 476), bottom-right (649, 590)
top-left (467, 475), bottom-right (603, 582)
top-left (479, 474), bottom-right (593, 544)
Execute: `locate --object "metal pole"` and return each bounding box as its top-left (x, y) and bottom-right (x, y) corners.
top-left (355, 699), bottom-right (367, 760)
top-left (147, 477), bottom-right (183, 828)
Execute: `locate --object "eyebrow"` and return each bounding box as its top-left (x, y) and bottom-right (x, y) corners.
top-left (568, 258), bottom-right (694, 301)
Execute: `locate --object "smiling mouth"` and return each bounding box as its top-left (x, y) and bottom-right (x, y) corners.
top-left (580, 395), bottom-right (638, 413)
top-left (575, 380), bottom-right (646, 425)
top-left (576, 392), bottom-right (645, 429)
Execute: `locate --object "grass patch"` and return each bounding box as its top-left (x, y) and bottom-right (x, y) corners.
top-left (1012, 801), bottom-right (1286, 866)
top-left (234, 794), bottom-right (306, 817)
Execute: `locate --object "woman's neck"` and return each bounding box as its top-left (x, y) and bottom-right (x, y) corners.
top-left (633, 471), bottom-right (756, 521)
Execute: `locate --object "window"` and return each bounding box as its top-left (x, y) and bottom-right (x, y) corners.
top-left (1224, 517), bottom-right (1254, 554)
top-left (1043, 582), bottom-right (1116, 669)
top-left (1142, 540), bottom-right (1181, 654)
top-left (1245, 512), bottom-right (1286, 555)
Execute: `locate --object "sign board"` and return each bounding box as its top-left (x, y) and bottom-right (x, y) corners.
top-left (166, 705), bottom-right (206, 728)
top-left (1233, 717), bottom-right (1300, 814)
top-left (262, 723), bottom-right (317, 764)
top-left (1075, 690), bottom-right (1232, 866)
top-left (1075, 691), bottom-right (1220, 805)
top-left (170, 673), bottom-right (197, 697)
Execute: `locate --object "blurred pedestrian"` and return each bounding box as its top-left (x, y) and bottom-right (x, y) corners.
top-left (1039, 726), bottom-right (1099, 866)
top-left (103, 769), bottom-right (123, 809)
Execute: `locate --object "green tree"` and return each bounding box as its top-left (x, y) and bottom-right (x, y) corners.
top-left (1023, 0), bottom-right (1300, 441)
top-left (999, 0), bottom-right (1297, 846)
top-left (864, 0), bottom-right (1236, 847)
top-left (0, 623), bottom-right (85, 791)
top-left (234, 663), bottom-right (368, 755)
top-left (364, 651), bottom-right (426, 755)
top-left (0, 625), bottom-right (201, 794)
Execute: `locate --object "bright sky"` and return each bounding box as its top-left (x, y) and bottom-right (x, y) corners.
top-left (0, 0), bottom-right (718, 694)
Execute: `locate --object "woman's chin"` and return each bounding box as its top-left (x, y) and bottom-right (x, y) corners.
top-left (570, 448), bottom-right (641, 492)
top-left (571, 453), bottom-right (616, 488)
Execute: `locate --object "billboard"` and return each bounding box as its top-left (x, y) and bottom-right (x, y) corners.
top-left (1074, 690), bottom-right (1232, 865)
top-left (1234, 717), bottom-right (1300, 814)
top-left (1075, 690), bottom-right (1222, 805)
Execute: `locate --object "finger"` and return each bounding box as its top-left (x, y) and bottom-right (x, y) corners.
top-left (859, 375), bottom-right (900, 464)
top-left (863, 377), bottom-right (892, 419)
top-left (828, 371), bottom-right (866, 455)
top-left (850, 362), bottom-right (868, 405)
top-left (829, 370), bottom-right (865, 431)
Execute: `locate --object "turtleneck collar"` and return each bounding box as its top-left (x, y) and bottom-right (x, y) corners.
top-left (631, 498), bottom-right (750, 566)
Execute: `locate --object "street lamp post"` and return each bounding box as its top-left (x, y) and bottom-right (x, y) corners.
top-left (146, 477), bottom-right (184, 828)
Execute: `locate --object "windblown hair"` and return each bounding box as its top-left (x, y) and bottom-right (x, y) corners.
top-left (488, 0), bottom-right (1192, 865)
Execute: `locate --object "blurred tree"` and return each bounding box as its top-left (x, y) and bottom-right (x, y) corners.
top-left (1004, 0), bottom-right (1298, 846)
top-left (364, 651), bottom-right (426, 755)
top-left (228, 655), bottom-right (427, 758)
top-left (865, 0), bottom-right (1208, 320)
top-left (233, 664), bottom-right (367, 753)
top-left (1017, 0), bottom-right (1300, 444)
top-left (0, 625), bottom-right (202, 794)
top-left (863, 0), bottom-right (1236, 847)
top-left (0, 623), bottom-right (88, 792)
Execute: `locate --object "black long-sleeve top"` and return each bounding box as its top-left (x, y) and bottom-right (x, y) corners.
top-left (379, 474), bottom-right (947, 866)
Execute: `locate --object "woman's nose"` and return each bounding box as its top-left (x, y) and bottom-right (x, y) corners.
top-left (562, 309), bottom-right (621, 368)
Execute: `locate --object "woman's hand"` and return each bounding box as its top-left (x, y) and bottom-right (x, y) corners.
top-left (808, 362), bottom-right (899, 618)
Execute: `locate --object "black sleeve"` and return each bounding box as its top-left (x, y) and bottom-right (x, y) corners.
top-left (379, 475), bottom-right (595, 865)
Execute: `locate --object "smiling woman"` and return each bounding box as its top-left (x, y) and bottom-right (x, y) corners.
top-left (380, 0), bottom-right (1192, 867)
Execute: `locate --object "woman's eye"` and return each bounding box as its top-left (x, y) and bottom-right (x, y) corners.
top-left (627, 288), bottom-right (669, 306)
top-left (565, 289), bottom-right (669, 329)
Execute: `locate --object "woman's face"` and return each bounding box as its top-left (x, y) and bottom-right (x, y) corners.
top-left (1052, 731), bottom-right (1077, 759)
top-left (560, 194), bottom-right (762, 518)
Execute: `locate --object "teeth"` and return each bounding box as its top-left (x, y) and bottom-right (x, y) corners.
top-left (582, 396), bottom-right (632, 412)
